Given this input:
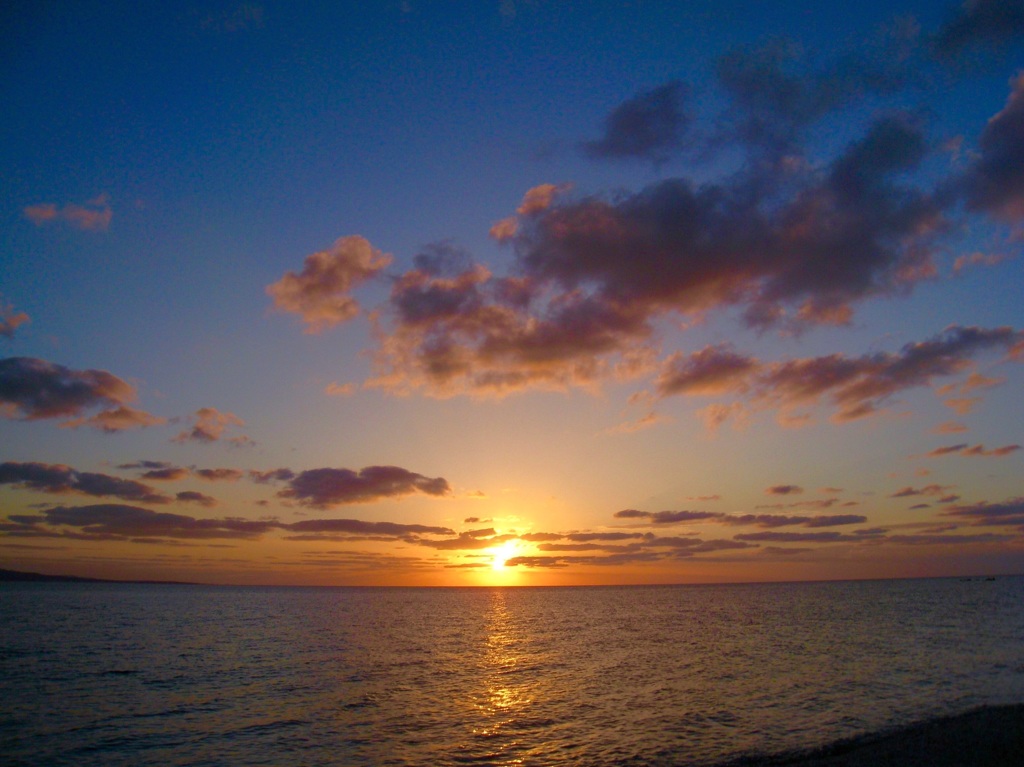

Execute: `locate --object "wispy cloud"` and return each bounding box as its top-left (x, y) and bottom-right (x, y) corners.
top-left (0, 301), bottom-right (29, 340)
top-left (173, 407), bottom-right (250, 444)
top-left (925, 442), bottom-right (1021, 457)
top-left (23, 195), bottom-right (112, 232)
top-left (656, 326), bottom-right (1023, 423)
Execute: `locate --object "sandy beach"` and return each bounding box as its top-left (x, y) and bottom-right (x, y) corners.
top-left (739, 704), bottom-right (1024, 766)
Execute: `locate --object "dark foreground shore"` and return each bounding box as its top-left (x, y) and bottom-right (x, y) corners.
top-left (732, 704), bottom-right (1024, 767)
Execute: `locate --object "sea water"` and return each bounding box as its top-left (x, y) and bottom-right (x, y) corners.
top-left (2, 577), bottom-right (1023, 766)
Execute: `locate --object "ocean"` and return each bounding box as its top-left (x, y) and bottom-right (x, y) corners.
top-left (2, 577), bottom-right (1022, 766)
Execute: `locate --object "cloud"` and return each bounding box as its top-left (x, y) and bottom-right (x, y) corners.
top-left (60, 405), bottom-right (167, 433)
top-left (193, 467), bottom-right (244, 482)
top-left (964, 73), bottom-right (1024, 221)
top-left (504, 536), bottom-right (757, 568)
top-left (936, 371), bottom-right (1006, 395)
top-left (943, 396), bottom-right (981, 414)
top-left (582, 81), bottom-right (689, 163)
top-left (656, 325), bottom-right (1024, 423)
top-left (714, 38), bottom-right (907, 155)
top-left (268, 22), bottom-right (1020, 417)
top-left (0, 461), bottom-right (170, 504)
top-left (963, 443), bottom-right (1021, 456)
top-left (721, 513), bottom-right (868, 528)
top-left (284, 518), bottom-right (454, 538)
top-left (733, 531), bottom-right (858, 543)
top-left (944, 496), bottom-right (1024, 527)
top-left (613, 509), bottom-right (720, 524)
top-left (602, 411), bottom-right (667, 435)
top-left (931, 421), bottom-right (969, 434)
top-left (926, 442), bottom-right (1021, 457)
top-left (518, 114), bottom-right (940, 336)
top-left (249, 468), bottom-right (295, 484)
top-left (697, 402), bottom-right (750, 434)
top-left (118, 461), bottom-right (193, 481)
top-left (277, 465), bottom-right (451, 508)
top-left (27, 504), bottom-right (273, 540)
top-left (324, 381), bottom-right (355, 397)
top-left (266, 236), bottom-right (392, 333)
top-left (120, 458), bottom-right (183, 475)
top-left (366, 261), bottom-right (653, 397)
top-left (933, 0), bottom-right (1024, 57)
top-left (23, 195), bottom-right (112, 231)
top-left (173, 407), bottom-right (248, 444)
top-left (0, 357), bottom-right (153, 428)
top-left (656, 345), bottom-right (758, 396)
top-left (926, 443), bottom-right (970, 456)
top-left (952, 251), bottom-right (1012, 273)
top-left (890, 484), bottom-right (954, 498)
top-left (417, 532), bottom-right (516, 550)
top-left (0, 302), bottom-right (29, 340)
top-left (365, 122), bottom-right (949, 398)
top-left (176, 491), bottom-right (218, 507)
top-left (884, 532), bottom-right (1015, 545)
top-left (2, 504), bottom-right (455, 543)
top-left (766, 484), bottom-right (803, 495)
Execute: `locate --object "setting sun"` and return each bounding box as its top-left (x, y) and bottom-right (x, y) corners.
top-left (490, 540), bottom-right (520, 571)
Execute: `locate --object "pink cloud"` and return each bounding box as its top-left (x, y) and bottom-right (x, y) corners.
top-left (173, 407), bottom-right (249, 444)
top-left (931, 420), bottom-right (968, 434)
top-left (23, 195), bottom-right (112, 232)
top-left (603, 411), bottom-right (667, 435)
top-left (943, 396), bottom-right (981, 414)
top-left (324, 381), bottom-right (355, 397)
top-left (266, 236), bottom-right (392, 333)
top-left (952, 251), bottom-right (1011, 273)
top-left (61, 405), bottom-right (167, 433)
top-left (489, 184), bottom-right (571, 242)
top-left (0, 302), bottom-right (30, 339)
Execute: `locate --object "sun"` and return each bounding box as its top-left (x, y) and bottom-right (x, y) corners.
top-left (490, 540), bottom-right (520, 571)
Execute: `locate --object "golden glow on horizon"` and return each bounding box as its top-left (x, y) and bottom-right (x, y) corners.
top-left (490, 540), bottom-right (520, 571)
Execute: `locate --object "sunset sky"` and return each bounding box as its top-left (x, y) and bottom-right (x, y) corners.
top-left (2, 0), bottom-right (1023, 586)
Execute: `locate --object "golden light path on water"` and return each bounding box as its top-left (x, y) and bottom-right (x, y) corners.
top-left (471, 590), bottom-right (537, 761)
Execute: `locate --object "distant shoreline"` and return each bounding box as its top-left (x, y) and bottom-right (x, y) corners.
top-left (0, 567), bottom-right (199, 585)
top-left (728, 704), bottom-right (1024, 767)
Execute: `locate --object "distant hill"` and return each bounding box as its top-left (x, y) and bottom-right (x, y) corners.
top-left (0, 568), bottom-right (198, 585)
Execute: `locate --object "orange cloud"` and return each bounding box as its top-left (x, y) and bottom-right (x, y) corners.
top-left (931, 420), bottom-right (968, 434)
top-left (324, 381), bottom-right (355, 397)
top-left (173, 407), bottom-right (249, 444)
top-left (489, 184), bottom-right (570, 241)
top-left (61, 405), bottom-right (167, 433)
top-left (266, 236), bottom-right (392, 333)
top-left (0, 301), bottom-right (30, 339)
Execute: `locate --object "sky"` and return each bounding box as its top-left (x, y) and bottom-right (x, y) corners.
top-left (2, 0), bottom-right (1024, 586)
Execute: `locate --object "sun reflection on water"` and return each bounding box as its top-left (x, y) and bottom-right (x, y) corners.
top-left (466, 590), bottom-right (537, 754)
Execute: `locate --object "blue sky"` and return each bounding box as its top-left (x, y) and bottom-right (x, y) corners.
top-left (2, 1), bottom-right (1024, 585)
